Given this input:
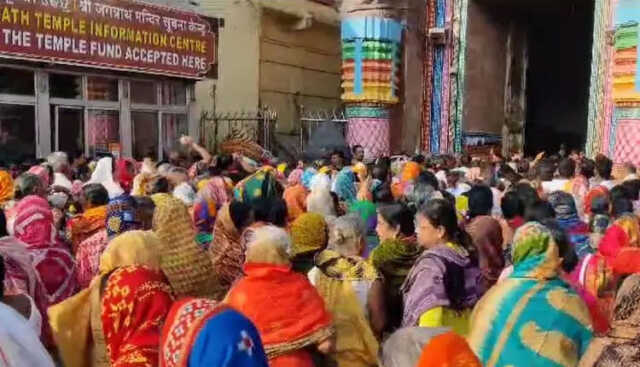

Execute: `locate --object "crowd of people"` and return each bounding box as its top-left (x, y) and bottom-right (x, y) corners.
top-left (1, 138), bottom-right (640, 367)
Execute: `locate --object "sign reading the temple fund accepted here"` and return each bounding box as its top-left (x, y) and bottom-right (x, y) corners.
top-left (0, 0), bottom-right (216, 78)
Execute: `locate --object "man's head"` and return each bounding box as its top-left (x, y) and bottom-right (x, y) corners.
top-left (330, 150), bottom-right (345, 170)
top-left (501, 191), bottom-right (524, 220)
top-left (466, 185), bottom-right (494, 219)
top-left (595, 154), bottom-right (613, 180)
top-left (47, 151), bottom-right (70, 175)
top-left (352, 145), bottom-right (365, 163)
top-left (82, 183), bottom-right (109, 210)
top-left (578, 159), bottom-right (595, 179)
top-left (537, 160), bottom-right (556, 182)
top-left (558, 158), bottom-right (576, 179)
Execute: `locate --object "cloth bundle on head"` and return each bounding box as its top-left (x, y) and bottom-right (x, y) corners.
top-left (48, 231), bottom-right (168, 367)
top-left (151, 193), bottom-right (216, 298)
top-left (173, 182), bottom-right (197, 207)
top-left (290, 213), bottom-right (327, 257)
top-left (160, 298), bottom-right (269, 367)
top-left (85, 157), bottom-right (124, 199)
top-left (234, 167), bottom-right (280, 206)
top-left (0, 170), bottom-right (14, 205)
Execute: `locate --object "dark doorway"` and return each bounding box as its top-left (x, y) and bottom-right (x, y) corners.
top-left (524, 2), bottom-right (595, 155)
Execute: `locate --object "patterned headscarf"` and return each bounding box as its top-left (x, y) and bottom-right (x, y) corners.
top-left (152, 193), bottom-right (216, 298)
top-left (584, 186), bottom-right (609, 216)
top-left (511, 222), bottom-right (561, 280)
top-left (0, 170), bottom-right (14, 205)
top-left (466, 216), bottom-right (504, 292)
top-left (548, 191), bottom-right (591, 258)
top-left (234, 167), bottom-right (279, 206)
top-left (106, 194), bottom-right (141, 239)
top-left (290, 213), bottom-right (327, 257)
top-left (160, 298), bottom-right (269, 367)
top-left (14, 195), bottom-right (57, 249)
top-left (548, 191), bottom-right (579, 221)
top-left (102, 266), bottom-right (173, 367)
top-left (193, 177), bottom-right (231, 234)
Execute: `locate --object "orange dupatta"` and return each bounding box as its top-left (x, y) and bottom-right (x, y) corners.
top-left (68, 206), bottom-right (108, 252)
top-left (226, 264), bottom-right (333, 362)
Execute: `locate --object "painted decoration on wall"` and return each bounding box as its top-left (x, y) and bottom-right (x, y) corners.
top-left (341, 16), bottom-right (401, 159)
top-left (613, 22), bottom-right (640, 105)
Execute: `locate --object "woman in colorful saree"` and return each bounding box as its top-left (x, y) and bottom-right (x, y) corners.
top-left (370, 203), bottom-right (422, 332)
top-left (49, 231), bottom-right (173, 367)
top-left (0, 256), bottom-right (55, 367)
top-left (192, 176), bottom-right (231, 238)
top-left (151, 192), bottom-right (216, 298)
top-left (308, 214), bottom-right (384, 367)
top-left (0, 170), bottom-right (14, 207)
top-left (579, 274), bottom-right (640, 367)
top-left (334, 167), bottom-right (358, 205)
top-left (572, 214), bottom-right (640, 333)
top-left (234, 167), bottom-right (281, 206)
top-left (283, 168), bottom-right (308, 223)
top-left (67, 183), bottom-right (110, 253)
top-left (468, 222), bottom-right (593, 367)
top-left (160, 298), bottom-right (269, 367)
top-left (401, 199), bottom-right (481, 335)
top-left (548, 191), bottom-right (592, 259)
top-left (225, 226), bottom-right (335, 367)
top-left (208, 201), bottom-right (253, 300)
top-left (14, 195), bottom-right (76, 346)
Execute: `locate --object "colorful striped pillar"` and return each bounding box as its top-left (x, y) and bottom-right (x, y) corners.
top-left (341, 17), bottom-right (402, 160)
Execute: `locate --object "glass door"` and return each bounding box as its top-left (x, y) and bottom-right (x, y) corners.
top-left (51, 106), bottom-right (84, 154)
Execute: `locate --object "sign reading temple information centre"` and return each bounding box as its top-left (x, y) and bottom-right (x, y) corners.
top-left (0, 0), bottom-right (216, 78)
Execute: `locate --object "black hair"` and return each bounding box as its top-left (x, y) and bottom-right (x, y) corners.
top-left (622, 180), bottom-right (640, 201)
top-left (352, 145), bottom-right (363, 153)
top-left (558, 159), bottom-right (576, 179)
top-left (377, 203), bottom-right (415, 237)
top-left (216, 154), bottom-right (234, 172)
top-left (440, 190), bottom-right (456, 209)
top-left (579, 159), bottom-right (596, 179)
top-left (330, 150), bottom-right (345, 159)
top-left (537, 160), bottom-right (556, 181)
top-left (460, 153), bottom-right (472, 167)
top-left (501, 191), bottom-right (524, 220)
top-left (83, 183), bottom-right (109, 206)
top-left (268, 198), bottom-right (288, 228)
top-left (372, 164), bottom-right (389, 181)
top-left (229, 201), bottom-right (252, 231)
top-left (418, 199), bottom-right (475, 311)
top-left (513, 183), bottom-right (540, 209)
top-left (524, 200), bottom-right (556, 222)
top-left (372, 182), bottom-right (394, 204)
top-left (516, 159), bottom-right (530, 175)
top-left (590, 194), bottom-right (610, 216)
top-left (0, 210), bottom-right (6, 237)
top-left (417, 171), bottom-right (440, 191)
top-left (595, 154), bottom-right (613, 180)
top-left (539, 219), bottom-right (578, 273)
top-left (147, 176), bottom-right (170, 195)
top-left (611, 197), bottom-right (634, 218)
top-left (610, 185), bottom-right (632, 202)
top-left (467, 185), bottom-right (494, 219)
top-left (412, 155), bottom-right (425, 164)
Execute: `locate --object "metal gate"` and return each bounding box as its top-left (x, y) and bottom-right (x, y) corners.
top-left (200, 107), bottom-right (278, 154)
top-left (298, 106), bottom-right (347, 153)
